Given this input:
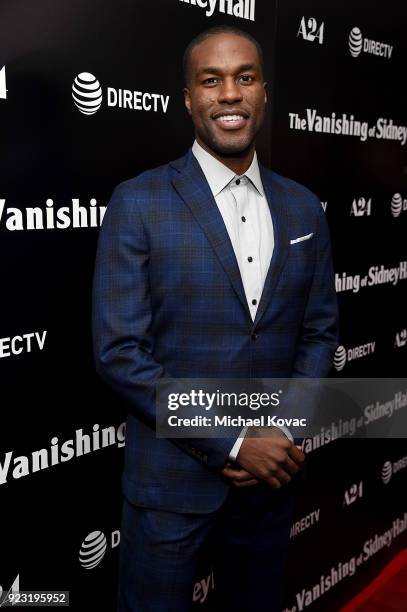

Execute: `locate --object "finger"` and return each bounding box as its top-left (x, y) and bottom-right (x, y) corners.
top-left (287, 444), bottom-right (306, 465)
top-left (221, 467), bottom-right (256, 482)
top-left (221, 466), bottom-right (243, 478)
top-left (273, 468), bottom-right (292, 485)
top-left (283, 455), bottom-right (301, 475)
top-left (233, 478), bottom-right (260, 488)
top-left (264, 475), bottom-right (282, 489)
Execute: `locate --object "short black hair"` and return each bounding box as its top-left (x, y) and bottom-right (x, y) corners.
top-left (183, 25), bottom-right (264, 87)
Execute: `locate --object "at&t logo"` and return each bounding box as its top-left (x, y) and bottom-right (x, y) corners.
top-left (72, 72), bottom-right (103, 115)
top-left (79, 529), bottom-right (120, 569)
top-left (349, 27), bottom-right (363, 57)
top-left (394, 329), bottom-right (407, 348)
top-left (381, 461), bottom-right (392, 484)
top-left (391, 193), bottom-right (407, 217)
top-left (334, 345), bottom-right (347, 371)
top-left (348, 27), bottom-right (393, 59)
top-left (297, 17), bottom-right (324, 44)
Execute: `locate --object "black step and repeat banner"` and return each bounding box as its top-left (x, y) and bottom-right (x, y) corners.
top-left (1, 1), bottom-right (406, 610)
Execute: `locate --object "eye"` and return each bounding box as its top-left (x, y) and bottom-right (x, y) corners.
top-left (203, 77), bottom-right (219, 85)
top-left (239, 75), bottom-right (254, 83)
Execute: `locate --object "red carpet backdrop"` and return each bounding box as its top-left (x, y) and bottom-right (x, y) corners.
top-left (0, 1), bottom-right (406, 610)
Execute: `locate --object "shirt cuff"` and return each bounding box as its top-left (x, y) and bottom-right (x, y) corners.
top-left (276, 424), bottom-right (294, 442)
top-left (228, 426), bottom-right (248, 461)
top-left (228, 425), bottom-right (294, 462)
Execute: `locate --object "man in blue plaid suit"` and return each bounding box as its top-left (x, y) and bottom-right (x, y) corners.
top-left (92, 25), bottom-right (339, 612)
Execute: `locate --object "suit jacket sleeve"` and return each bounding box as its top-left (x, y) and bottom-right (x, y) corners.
top-left (92, 182), bottom-right (237, 469)
top-left (292, 196), bottom-right (339, 377)
top-left (287, 196), bottom-right (339, 442)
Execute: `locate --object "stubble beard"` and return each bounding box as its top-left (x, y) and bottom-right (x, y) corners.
top-left (196, 116), bottom-right (263, 159)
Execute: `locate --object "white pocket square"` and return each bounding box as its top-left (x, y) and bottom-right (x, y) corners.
top-left (290, 232), bottom-right (314, 244)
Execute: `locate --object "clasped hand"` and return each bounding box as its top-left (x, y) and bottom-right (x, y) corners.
top-left (221, 426), bottom-right (305, 489)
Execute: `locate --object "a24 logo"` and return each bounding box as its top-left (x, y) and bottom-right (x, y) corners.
top-left (343, 481), bottom-right (363, 506)
top-left (298, 17), bottom-right (324, 45)
top-left (350, 197), bottom-right (372, 216)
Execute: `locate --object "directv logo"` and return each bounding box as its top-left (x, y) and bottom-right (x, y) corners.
top-left (381, 461), bottom-right (392, 484)
top-left (72, 72), bottom-right (103, 115)
top-left (381, 456), bottom-right (407, 484)
top-left (334, 342), bottom-right (376, 371)
top-left (348, 27), bottom-right (393, 59)
top-left (72, 72), bottom-right (170, 116)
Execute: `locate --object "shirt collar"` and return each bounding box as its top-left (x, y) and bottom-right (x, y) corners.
top-left (191, 139), bottom-right (264, 197)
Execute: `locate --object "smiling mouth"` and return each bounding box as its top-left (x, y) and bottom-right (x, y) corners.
top-left (213, 114), bottom-right (248, 130)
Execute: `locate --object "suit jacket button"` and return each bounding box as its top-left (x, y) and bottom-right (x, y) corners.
top-left (251, 333), bottom-right (259, 341)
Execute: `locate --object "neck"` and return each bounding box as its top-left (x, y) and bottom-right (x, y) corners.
top-left (196, 136), bottom-right (255, 176)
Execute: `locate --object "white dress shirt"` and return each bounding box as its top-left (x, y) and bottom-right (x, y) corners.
top-left (191, 140), bottom-right (293, 461)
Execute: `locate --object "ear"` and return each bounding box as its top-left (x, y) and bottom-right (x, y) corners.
top-left (263, 81), bottom-right (268, 104)
top-left (183, 87), bottom-right (192, 115)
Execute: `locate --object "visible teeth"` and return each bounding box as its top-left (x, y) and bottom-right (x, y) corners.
top-left (217, 114), bottom-right (245, 122)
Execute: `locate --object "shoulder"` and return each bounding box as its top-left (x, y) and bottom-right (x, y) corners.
top-left (109, 161), bottom-right (173, 200)
top-left (263, 166), bottom-right (324, 218)
top-left (107, 150), bottom-right (188, 209)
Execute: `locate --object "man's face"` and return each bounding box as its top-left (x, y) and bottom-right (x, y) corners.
top-left (184, 33), bottom-right (267, 157)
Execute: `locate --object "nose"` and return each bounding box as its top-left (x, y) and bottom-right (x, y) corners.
top-left (217, 77), bottom-right (243, 104)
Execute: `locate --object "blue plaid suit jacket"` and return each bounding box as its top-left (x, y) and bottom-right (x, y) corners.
top-left (92, 146), bottom-right (339, 513)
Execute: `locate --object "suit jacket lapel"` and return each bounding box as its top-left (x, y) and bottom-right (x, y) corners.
top-left (252, 164), bottom-right (290, 328)
top-left (170, 148), bottom-right (290, 329)
top-left (170, 148), bottom-right (251, 320)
